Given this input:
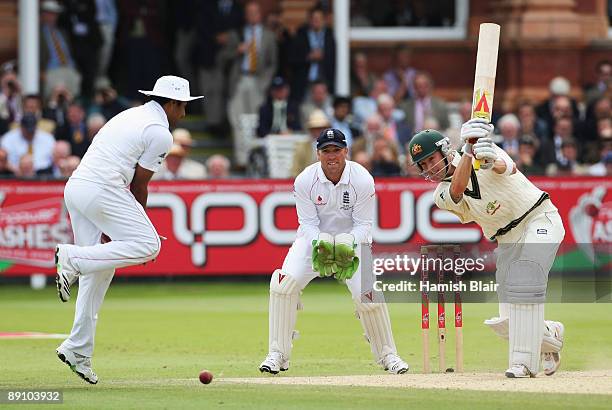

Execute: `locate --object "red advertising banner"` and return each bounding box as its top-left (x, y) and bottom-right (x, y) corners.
top-left (0, 177), bottom-right (610, 277)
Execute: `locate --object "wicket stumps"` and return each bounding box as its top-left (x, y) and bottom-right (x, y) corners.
top-left (420, 245), bottom-right (463, 373)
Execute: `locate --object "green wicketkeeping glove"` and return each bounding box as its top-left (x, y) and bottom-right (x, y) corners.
top-left (312, 233), bottom-right (337, 277)
top-left (333, 233), bottom-right (360, 281)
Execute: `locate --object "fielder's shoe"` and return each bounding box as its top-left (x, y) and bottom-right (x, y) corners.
top-left (542, 321), bottom-right (564, 376)
top-left (505, 364), bottom-right (534, 378)
top-left (56, 345), bottom-right (98, 384)
top-left (259, 352), bottom-right (289, 374)
top-left (382, 353), bottom-right (409, 374)
top-left (55, 245), bottom-right (79, 303)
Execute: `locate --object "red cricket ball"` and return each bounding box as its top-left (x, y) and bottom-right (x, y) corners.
top-left (199, 370), bottom-right (213, 384)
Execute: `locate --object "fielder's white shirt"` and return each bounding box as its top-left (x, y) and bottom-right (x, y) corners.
top-left (434, 145), bottom-right (557, 240)
top-left (71, 101), bottom-right (173, 187)
top-left (293, 160), bottom-right (375, 245)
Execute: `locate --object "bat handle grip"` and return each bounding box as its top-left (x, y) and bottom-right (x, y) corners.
top-left (467, 138), bottom-right (480, 170)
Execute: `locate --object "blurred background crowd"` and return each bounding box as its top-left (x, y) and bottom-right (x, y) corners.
top-left (0, 0), bottom-right (611, 181)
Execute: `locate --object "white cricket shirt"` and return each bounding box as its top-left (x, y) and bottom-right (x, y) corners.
top-left (434, 146), bottom-right (557, 241)
top-left (71, 101), bottom-right (173, 187)
top-left (293, 160), bottom-right (375, 245)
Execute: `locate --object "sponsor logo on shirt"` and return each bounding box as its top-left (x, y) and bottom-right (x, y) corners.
top-left (486, 200), bottom-right (501, 215)
top-left (315, 195), bottom-right (326, 205)
top-left (537, 228), bottom-right (548, 235)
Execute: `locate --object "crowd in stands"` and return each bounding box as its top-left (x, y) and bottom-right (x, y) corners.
top-left (0, 0), bottom-right (610, 181)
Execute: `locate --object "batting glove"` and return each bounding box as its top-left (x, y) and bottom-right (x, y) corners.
top-left (472, 137), bottom-right (497, 169)
top-left (460, 118), bottom-right (493, 144)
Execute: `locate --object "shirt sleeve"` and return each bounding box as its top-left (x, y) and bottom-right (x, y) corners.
top-left (434, 181), bottom-right (470, 223)
top-left (138, 124), bottom-right (173, 173)
top-left (294, 174), bottom-right (321, 244)
top-left (350, 177), bottom-right (375, 245)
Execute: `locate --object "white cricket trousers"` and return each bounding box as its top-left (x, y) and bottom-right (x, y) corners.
top-left (60, 178), bottom-right (161, 357)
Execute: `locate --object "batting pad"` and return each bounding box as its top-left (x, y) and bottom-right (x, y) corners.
top-left (509, 303), bottom-right (544, 374)
top-left (484, 316), bottom-right (562, 353)
top-left (355, 300), bottom-right (397, 364)
top-left (269, 269), bottom-right (301, 359)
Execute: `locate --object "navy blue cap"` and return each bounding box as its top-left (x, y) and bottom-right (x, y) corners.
top-left (317, 128), bottom-right (347, 150)
top-left (270, 76), bottom-right (287, 89)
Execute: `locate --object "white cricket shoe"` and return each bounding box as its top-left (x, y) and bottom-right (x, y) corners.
top-left (56, 345), bottom-right (98, 384)
top-left (542, 321), bottom-right (564, 376)
top-left (505, 364), bottom-right (534, 378)
top-left (259, 352), bottom-right (289, 374)
top-left (55, 245), bottom-right (79, 303)
top-left (382, 353), bottom-right (409, 374)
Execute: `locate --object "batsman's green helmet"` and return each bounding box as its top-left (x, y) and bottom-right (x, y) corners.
top-left (408, 129), bottom-right (451, 166)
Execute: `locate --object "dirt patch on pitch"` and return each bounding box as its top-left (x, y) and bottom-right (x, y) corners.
top-left (222, 370), bottom-right (612, 395)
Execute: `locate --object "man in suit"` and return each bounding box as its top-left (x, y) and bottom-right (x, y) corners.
top-left (289, 8), bottom-right (336, 102)
top-left (227, 1), bottom-right (277, 164)
top-left (257, 77), bottom-right (300, 137)
top-left (399, 71), bottom-right (449, 133)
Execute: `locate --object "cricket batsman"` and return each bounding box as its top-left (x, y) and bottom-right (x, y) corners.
top-left (259, 128), bottom-right (410, 374)
top-left (408, 118), bottom-right (565, 378)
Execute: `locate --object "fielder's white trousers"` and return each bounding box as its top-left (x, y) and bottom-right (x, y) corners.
top-left (60, 178), bottom-right (161, 357)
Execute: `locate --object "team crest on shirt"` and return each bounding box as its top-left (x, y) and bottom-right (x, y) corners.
top-left (340, 190), bottom-right (353, 211)
top-left (486, 200), bottom-right (501, 215)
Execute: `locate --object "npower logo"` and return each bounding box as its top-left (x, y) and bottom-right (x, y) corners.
top-left (148, 190), bottom-right (482, 267)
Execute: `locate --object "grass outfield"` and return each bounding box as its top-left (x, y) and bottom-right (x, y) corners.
top-left (0, 281), bottom-right (611, 409)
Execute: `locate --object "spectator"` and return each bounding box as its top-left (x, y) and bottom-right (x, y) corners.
top-left (331, 96), bottom-right (360, 148)
top-left (383, 45), bottom-right (416, 103)
top-left (290, 7), bottom-right (336, 102)
top-left (291, 109), bottom-right (330, 177)
top-left (300, 80), bottom-right (333, 129)
top-left (517, 101), bottom-right (548, 141)
top-left (206, 154), bottom-right (231, 179)
top-left (91, 78), bottom-right (129, 120)
top-left (352, 113), bottom-right (384, 157)
top-left (589, 148), bottom-right (612, 176)
top-left (350, 51), bottom-right (376, 97)
top-left (40, 0), bottom-right (81, 99)
top-left (154, 144), bottom-right (188, 180)
top-left (257, 77), bottom-right (300, 137)
top-left (86, 113), bottom-right (106, 140)
top-left (0, 69), bottom-right (22, 133)
top-left (351, 150), bottom-right (372, 172)
top-left (535, 77), bottom-right (580, 134)
top-left (545, 138), bottom-right (586, 176)
top-left (494, 113), bottom-right (522, 161)
top-left (55, 102), bottom-right (89, 158)
top-left (117, 0), bottom-right (166, 100)
top-left (0, 148), bottom-right (14, 177)
top-left (171, 128), bottom-right (207, 179)
top-left (1, 113), bottom-right (55, 173)
top-left (17, 154), bottom-right (36, 179)
top-left (444, 98), bottom-right (472, 149)
top-left (227, 2), bottom-right (277, 151)
top-left (400, 71), bottom-right (449, 132)
top-left (173, 0), bottom-right (198, 88)
top-left (43, 84), bottom-right (72, 130)
top-left (376, 93), bottom-right (412, 154)
top-left (58, 155), bottom-right (80, 178)
top-left (195, 0), bottom-right (243, 132)
top-left (515, 135), bottom-right (544, 175)
top-left (371, 136), bottom-right (401, 176)
top-left (353, 78), bottom-right (391, 126)
top-left (549, 116), bottom-right (577, 165)
top-left (582, 96), bottom-right (612, 141)
top-left (585, 60), bottom-right (611, 105)
top-left (266, 8), bottom-right (292, 79)
top-left (38, 140), bottom-right (71, 178)
top-left (95, 0), bottom-right (118, 84)
top-left (60, 0), bottom-right (103, 99)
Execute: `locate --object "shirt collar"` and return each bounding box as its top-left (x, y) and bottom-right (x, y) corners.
top-left (316, 161), bottom-right (350, 185)
top-left (146, 101), bottom-right (170, 128)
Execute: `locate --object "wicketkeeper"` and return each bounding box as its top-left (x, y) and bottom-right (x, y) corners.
top-left (408, 119), bottom-right (565, 378)
top-left (259, 128), bottom-right (409, 374)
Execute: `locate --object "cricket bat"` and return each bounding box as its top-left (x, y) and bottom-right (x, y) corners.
top-left (471, 23), bottom-right (500, 170)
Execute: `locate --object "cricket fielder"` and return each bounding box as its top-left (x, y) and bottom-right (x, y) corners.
top-left (259, 128), bottom-right (410, 375)
top-left (54, 76), bottom-right (203, 384)
top-left (408, 119), bottom-right (565, 378)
